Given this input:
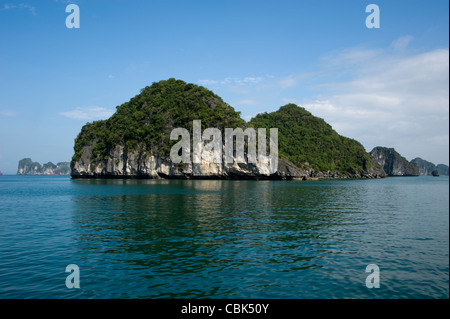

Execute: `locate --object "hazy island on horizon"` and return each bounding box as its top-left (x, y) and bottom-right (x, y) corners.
top-left (16, 158), bottom-right (70, 176)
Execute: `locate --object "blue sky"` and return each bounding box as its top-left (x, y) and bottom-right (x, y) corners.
top-left (0, 0), bottom-right (448, 174)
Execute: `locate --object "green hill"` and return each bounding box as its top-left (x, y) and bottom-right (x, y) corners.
top-left (248, 104), bottom-right (374, 174)
top-left (73, 78), bottom-right (245, 164)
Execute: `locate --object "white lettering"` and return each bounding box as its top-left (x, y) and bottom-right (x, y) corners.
top-left (365, 4), bottom-right (380, 29)
top-left (366, 264), bottom-right (380, 288)
top-left (65, 4), bottom-right (80, 29)
top-left (169, 121), bottom-right (278, 173)
top-left (65, 264), bottom-right (80, 289)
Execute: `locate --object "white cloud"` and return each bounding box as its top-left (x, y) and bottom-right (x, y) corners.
top-left (0, 109), bottom-right (17, 117)
top-left (199, 76), bottom-right (268, 88)
top-left (60, 107), bottom-right (115, 121)
top-left (390, 35), bottom-right (414, 51)
top-left (235, 99), bottom-right (258, 106)
top-left (1, 3), bottom-right (37, 16)
top-left (198, 79), bottom-right (218, 86)
top-left (53, 0), bottom-right (75, 3)
top-left (299, 45), bottom-right (449, 164)
top-left (244, 114), bottom-right (257, 121)
top-left (237, 77), bottom-right (265, 85)
top-left (277, 75), bottom-right (300, 89)
top-left (319, 47), bottom-right (383, 70)
top-left (193, 38), bottom-right (449, 164)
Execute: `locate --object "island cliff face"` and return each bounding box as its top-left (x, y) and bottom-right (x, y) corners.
top-left (72, 142), bottom-right (305, 179)
top-left (369, 147), bottom-right (419, 176)
top-left (17, 158), bottom-right (70, 175)
top-left (71, 79), bottom-right (387, 180)
top-left (411, 157), bottom-right (449, 176)
top-left (436, 164), bottom-right (449, 176)
top-left (72, 142), bottom-right (384, 180)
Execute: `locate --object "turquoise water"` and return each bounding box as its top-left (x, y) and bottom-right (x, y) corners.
top-left (0, 175), bottom-right (448, 299)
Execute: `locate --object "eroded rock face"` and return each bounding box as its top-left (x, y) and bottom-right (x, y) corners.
top-left (72, 143), bottom-right (286, 179)
top-left (411, 158), bottom-right (450, 176)
top-left (436, 164), bottom-right (449, 176)
top-left (369, 147), bottom-right (419, 176)
top-left (411, 157), bottom-right (437, 176)
top-left (71, 142), bottom-right (386, 180)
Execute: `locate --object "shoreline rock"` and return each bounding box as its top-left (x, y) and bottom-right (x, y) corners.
top-left (412, 157), bottom-right (449, 176)
top-left (71, 143), bottom-right (386, 180)
top-left (369, 147), bottom-right (419, 176)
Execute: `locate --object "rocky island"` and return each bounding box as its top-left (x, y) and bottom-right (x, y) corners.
top-left (436, 164), bottom-right (449, 176)
top-left (411, 157), bottom-right (449, 176)
top-left (71, 79), bottom-right (386, 180)
top-left (369, 147), bottom-right (419, 176)
top-left (17, 158), bottom-right (70, 175)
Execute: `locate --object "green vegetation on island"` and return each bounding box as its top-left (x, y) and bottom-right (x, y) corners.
top-left (73, 79), bottom-right (245, 163)
top-left (248, 104), bottom-right (374, 174)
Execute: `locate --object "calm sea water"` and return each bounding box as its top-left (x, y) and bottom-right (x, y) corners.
top-left (0, 175), bottom-right (448, 299)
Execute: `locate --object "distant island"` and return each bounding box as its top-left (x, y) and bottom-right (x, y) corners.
top-left (17, 158), bottom-right (70, 175)
top-left (70, 78), bottom-right (387, 180)
top-left (369, 147), bottom-right (419, 176)
top-left (411, 157), bottom-right (449, 176)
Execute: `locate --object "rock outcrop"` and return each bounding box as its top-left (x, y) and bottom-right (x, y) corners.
top-left (369, 147), bottom-right (419, 176)
top-left (17, 158), bottom-right (70, 175)
top-left (436, 164), bottom-right (449, 176)
top-left (411, 157), bottom-right (449, 176)
top-left (411, 157), bottom-right (436, 176)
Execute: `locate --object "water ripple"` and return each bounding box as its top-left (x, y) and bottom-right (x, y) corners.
top-left (0, 176), bottom-right (448, 298)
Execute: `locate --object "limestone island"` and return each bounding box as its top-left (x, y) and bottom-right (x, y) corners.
top-left (17, 158), bottom-right (70, 175)
top-left (71, 78), bottom-right (388, 180)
